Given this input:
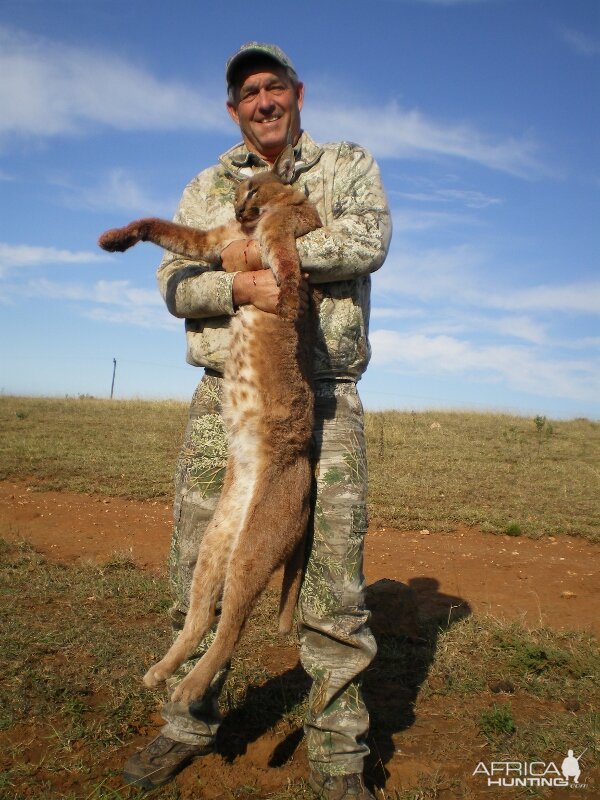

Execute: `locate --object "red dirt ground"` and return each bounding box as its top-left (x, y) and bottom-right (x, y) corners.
top-left (2, 480), bottom-right (597, 636)
top-left (1, 479), bottom-right (598, 798)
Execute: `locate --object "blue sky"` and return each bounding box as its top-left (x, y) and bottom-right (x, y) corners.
top-left (1, 0), bottom-right (598, 419)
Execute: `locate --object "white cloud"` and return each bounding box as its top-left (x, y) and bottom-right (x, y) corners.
top-left (0, 237), bottom-right (174, 330)
top-left (370, 329), bottom-right (599, 402)
top-left (371, 330), bottom-right (475, 371)
top-left (559, 27), bottom-right (600, 58)
top-left (410, 313), bottom-right (547, 344)
top-left (305, 100), bottom-right (545, 177)
top-left (395, 187), bottom-right (502, 209)
top-left (373, 243), bottom-right (484, 298)
top-left (556, 336), bottom-right (600, 351)
top-left (0, 242), bottom-right (109, 278)
top-left (479, 314), bottom-right (546, 344)
top-left (1, 24), bottom-right (544, 177)
top-left (484, 282), bottom-right (600, 315)
top-left (55, 169), bottom-right (178, 217)
top-left (16, 277), bottom-right (177, 331)
top-left (373, 286), bottom-right (547, 343)
top-left (371, 306), bottom-right (426, 320)
top-left (27, 278), bottom-right (162, 308)
top-left (392, 208), bottom-right (478, 232)
top-left (0, 25), bottom-right (228, 139)
top-left (377, 247), bottom-right (600, 315)
top-left (83, 306), bottom-right (179, 331)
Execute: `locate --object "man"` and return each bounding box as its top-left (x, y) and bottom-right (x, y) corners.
top-left (123, 43), bottom-right (392, 799)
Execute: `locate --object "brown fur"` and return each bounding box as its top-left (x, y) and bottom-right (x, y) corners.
top-left (98, 146), bottom-right (321, 703)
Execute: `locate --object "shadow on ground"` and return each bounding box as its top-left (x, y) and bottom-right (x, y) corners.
top-left (364, 577), bottom-right (471, 789)
top-left (211, 577), bottom-right (470, 788)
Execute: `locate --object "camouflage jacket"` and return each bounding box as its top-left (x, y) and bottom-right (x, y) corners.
top-left (156, 131), bottom-right (392, 380)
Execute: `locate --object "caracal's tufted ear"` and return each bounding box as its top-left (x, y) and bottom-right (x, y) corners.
top-left (272, 144), bottom-right (295, 184)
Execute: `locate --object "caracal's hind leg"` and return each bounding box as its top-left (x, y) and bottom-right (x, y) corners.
top-left (143, 460), bottom-right (241, 688)
top-left (172, 458), bottom-right (311, 704)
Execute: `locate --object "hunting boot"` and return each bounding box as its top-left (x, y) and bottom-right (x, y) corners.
top-left (308, 770), bottom-right (376, 800)
top-left (122, 734), bottom-right (213, 789)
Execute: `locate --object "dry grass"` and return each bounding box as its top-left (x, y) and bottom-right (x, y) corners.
top-left (0, 395), bottom-right (187, 498)
top-left (366, 409), bottom-right (600, 541)
top-left (0, 539), bottom-right (169, 799)
top-left (2, 396), bottom-right (598, 540)
top-left (0, 538), bottom-right (598, 799)
top-left (0, 538), bottom-right (308, 799)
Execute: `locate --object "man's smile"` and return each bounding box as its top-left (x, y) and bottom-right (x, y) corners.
top-left (256, 115), bottom-right (282, 124)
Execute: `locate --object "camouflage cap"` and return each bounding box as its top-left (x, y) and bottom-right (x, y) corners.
top-left (226, 42), bottom-right (298, 91)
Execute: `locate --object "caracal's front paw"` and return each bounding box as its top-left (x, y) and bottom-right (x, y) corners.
top-left (143, 662), bottom-right (173, 688)
top-left (98, 221), bottom-right (146, 252)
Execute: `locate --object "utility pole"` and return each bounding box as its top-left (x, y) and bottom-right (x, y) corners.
top-left (110, 358), bottom-right (117, 399)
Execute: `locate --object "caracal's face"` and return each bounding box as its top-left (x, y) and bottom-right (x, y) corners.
top-left (233, 172), bottom-right (283, 227)
top-left (227, 63), bottom-right (304, 164)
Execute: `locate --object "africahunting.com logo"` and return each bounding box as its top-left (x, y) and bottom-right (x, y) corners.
top-left (473, 748), bottom-right (589, 789)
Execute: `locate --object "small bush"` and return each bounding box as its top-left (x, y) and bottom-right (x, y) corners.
top-left (505, 522), bottom-right (522, 537)
top-left (479, 703), bottom-right (516, 739)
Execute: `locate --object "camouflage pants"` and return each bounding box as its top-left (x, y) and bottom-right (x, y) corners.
top-left (160, 372), bottom-right (377, 777)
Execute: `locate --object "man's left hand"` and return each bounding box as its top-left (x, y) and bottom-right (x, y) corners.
top-left (221, 239), bottom-right (263, 272)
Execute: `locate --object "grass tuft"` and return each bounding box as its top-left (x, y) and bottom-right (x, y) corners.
top-left (479, 703), bottom-right (516, 739)
top-left (504, 522), bottom-right (522, 537)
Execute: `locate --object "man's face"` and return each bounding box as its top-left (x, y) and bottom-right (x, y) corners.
top-left (227, 61), bottom-right (304, 163)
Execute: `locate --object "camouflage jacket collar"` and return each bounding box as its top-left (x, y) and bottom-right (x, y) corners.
top-left (218, 130), bottom-right (324, 181)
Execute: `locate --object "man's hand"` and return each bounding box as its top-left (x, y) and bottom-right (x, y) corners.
top-left (233, 270), bottom-right (310, 315)
top-left (221, 239), bottom-right (263, 272)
